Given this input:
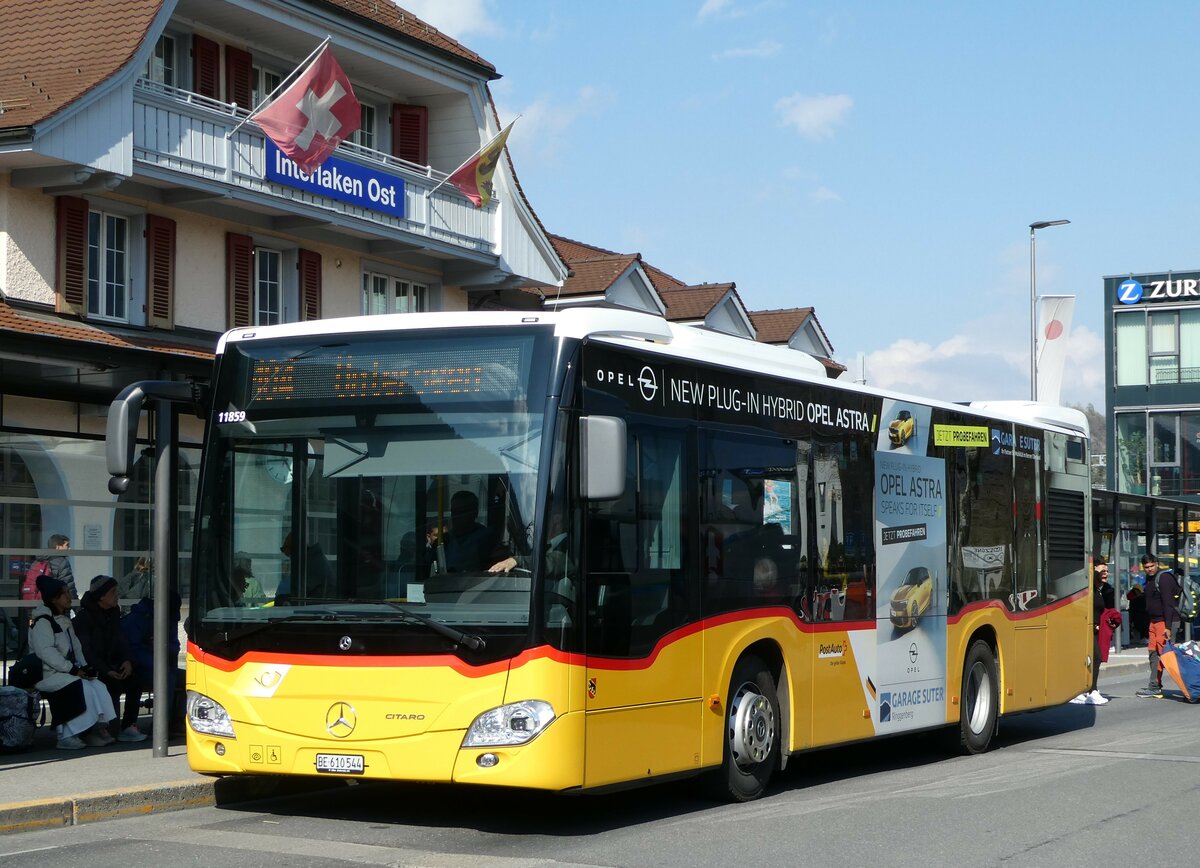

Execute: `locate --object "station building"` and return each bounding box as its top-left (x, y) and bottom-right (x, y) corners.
top-left (0, 0), bottom-right (842, 609)
top-left (0, 0), bottom-right (564, 591)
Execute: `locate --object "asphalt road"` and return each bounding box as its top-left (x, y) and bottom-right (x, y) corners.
top-left (1, 668), bottom-right (1194, 868)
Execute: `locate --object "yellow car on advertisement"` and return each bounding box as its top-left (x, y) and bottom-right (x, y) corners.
top-left (889, 566), bottom-right (933, 629)
top-left (888, 410), bottom-right (914, 447)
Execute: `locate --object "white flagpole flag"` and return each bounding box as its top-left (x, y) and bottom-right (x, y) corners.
top-left (1036, 294), bottom-right (1075, 405)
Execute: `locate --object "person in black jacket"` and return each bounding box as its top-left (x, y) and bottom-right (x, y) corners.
top-left (74, 575), bottom-right (146, 741)
top-left (1136, 553), bottom-right (1181, 698)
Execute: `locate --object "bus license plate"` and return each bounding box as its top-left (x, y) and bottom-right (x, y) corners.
top-left (315, 753), bottom-right (364, 774)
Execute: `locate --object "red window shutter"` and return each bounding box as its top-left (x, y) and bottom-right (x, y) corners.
top-left (225, 46), bottom-right (253, 111)
top-left (391, 104), bottom-right (428, 165)
top-left (55, 196), bottom-right (89, 316)
top-left (298, 249), bottom-right (322, 321)
top-left (193, 35), bottom-right (220, 100)
top-left (146, 215), bottom-right (176, 329)
top-left (226, 232), bottom-right (253, 329)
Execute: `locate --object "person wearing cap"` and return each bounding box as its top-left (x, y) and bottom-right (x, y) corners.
top-left (1136, 553), bottom-right (1181, 698)
top-left (28, 573), bottom-right (117, 750)
top-left (74, 575), bottom-right (146, 742)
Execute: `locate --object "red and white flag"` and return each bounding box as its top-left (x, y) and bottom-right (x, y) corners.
top-left (441, 121), bottom-right (514, 208)
top-left (254, 45), bottom-right (360, 175)
top-left (1036, 294), bottom-right (1075, 405)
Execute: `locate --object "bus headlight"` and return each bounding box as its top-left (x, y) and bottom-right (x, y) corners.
top-left (186, 690), bottom-right (236, 738)
top-left (463, 700), bottom-right (555, 747)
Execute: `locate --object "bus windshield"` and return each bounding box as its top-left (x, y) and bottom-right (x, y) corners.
top-left (191, 326), bottom-right (554, 657)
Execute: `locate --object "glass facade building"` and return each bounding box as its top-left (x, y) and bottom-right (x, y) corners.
top-left (1106, 271), bottom-right (1200, 501)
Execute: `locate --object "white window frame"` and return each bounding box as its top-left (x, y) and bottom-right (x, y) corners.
top-left (252, 66), bottom-right (283, 112)
top-left (255, 247), bottom-right (283, 326)
top-left (87, 210), bottom-right (131, 322)
top-left (361, 269), bottom-right (431, 316)
top-left (146, 34), bottom-right (176, 87)
top-left (350, 103), bottom-right (377, 151)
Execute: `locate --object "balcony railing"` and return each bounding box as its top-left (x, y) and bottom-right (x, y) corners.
top-left (132, 79), bottom-right (494, 255)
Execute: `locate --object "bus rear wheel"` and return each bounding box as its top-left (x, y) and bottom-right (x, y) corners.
top-left (957, 639), bottom-right (998, 754)
top-left (705, 655), bottom-right (779, 802)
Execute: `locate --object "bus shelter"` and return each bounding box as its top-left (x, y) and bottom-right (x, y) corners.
top-left (1092, 488), bottom-right (1200, 651)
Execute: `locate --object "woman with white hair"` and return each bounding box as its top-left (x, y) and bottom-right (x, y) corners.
top-left (29, 574), bottom-right (117, 750)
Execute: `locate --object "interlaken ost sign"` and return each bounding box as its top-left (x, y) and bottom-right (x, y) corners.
top-left (265, 140), bottom-right (405, 219)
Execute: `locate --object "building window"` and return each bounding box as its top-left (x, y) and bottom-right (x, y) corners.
top-left (146, 35), bottom-right (176, 86)
top-left (1151, 412), bottom-right (1180, 496)
top-left (350, 104), bottom-right (376, 150)
top-left (87, 211), bottom-right (128, 321)
top-left (256, 248), bottom-right (282, 325)
top-left (361, 272), bottom-right (427, 315)
top-left (1116, 308), bottom-right (1200, 386)
top-left (1115, 413), bottom-right (1147, 495)
top-left (1115, 310), bottom-right (1146, 386)
top-left (252, 67), bottom-right (282, 110)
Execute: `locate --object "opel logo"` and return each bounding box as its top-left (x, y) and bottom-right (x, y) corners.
top-left (339, 635), bottom-right (352, 651)
top-left (326, 702), bottom-right (356, 738)
top-left (638, 366), bottom-right (658, 402)
top-left (909, 643), bottom-right (919, 663)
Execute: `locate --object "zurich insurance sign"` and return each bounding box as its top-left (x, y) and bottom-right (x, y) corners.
top-left (266, 140), bottom-right (405, 219)
top-left (1117, 273), bottom-right (1200, 305)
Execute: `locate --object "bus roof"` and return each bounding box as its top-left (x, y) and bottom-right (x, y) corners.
top-left (216, 308), bottom-right (1089, 438)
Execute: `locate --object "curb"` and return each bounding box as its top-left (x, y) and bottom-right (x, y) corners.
top-left (0, 774), bottom-right (347, 836)
top-left (0, 778), bottom-right (215, 835)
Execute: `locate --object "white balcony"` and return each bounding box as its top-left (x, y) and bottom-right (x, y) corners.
top-left (131, 79), bottom-right (494, 256)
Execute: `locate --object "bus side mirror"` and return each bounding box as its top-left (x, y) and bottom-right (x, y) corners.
top-left (579, 415), bottom-right (626, 500)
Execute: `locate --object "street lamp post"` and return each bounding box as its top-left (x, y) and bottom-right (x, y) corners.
top-left (1029, 219), bottom-right (1070, 401)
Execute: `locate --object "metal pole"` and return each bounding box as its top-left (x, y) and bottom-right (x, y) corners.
top-left (151, 400), bottom-right (178, 758)
top-left (1030, 225), bottom-right (1038, 402)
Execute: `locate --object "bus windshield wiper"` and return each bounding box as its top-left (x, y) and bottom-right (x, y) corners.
top-left (218, 611), bottom-right (339, 644)
top-left (375, 601), bottom-right (486, 652)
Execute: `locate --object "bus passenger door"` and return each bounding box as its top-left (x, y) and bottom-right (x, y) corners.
top-left (583, 425), bottom-right (702, 788)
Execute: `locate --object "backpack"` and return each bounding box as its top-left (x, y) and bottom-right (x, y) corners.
top-left (20, 559), bottom-right (51, 601)
top-left (1177, 571), bottom-right (1199, 622)
top-left (0, 685), bottom-right (37, 753)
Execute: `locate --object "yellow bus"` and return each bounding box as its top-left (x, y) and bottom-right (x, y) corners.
top-left (109, 308), bottom-right (1092, 801)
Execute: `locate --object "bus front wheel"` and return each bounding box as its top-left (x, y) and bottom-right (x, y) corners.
top-left (706, 655), bottom-right (779, 802)
top-left (957, 639), bottom-right (998, 754)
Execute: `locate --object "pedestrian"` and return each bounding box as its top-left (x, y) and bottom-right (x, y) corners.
top-left (1136, 553), bottom-right (1181, 698)
top-left (121, 589), bottom-right (183, 733)
top-left (73, 575), bottom-right (147, 742)
top-left (1078, 560), bottom-right (1118, 704)
top-left (28, 574), bottom-right (117, 750)
top-left (33, 533), bottom-right (77, 601)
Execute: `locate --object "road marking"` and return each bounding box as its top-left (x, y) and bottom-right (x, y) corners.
top-left (1033, 748), bottom-right (1200, 763)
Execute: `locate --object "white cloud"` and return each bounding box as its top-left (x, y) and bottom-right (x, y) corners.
top-left (712, 40), bottom-right (782, 60)
top-left (809, 186), bottom-right (841, 202)
top-left (395, 0), bottom-right (501, 40)
top-left (496, 85), bottom-right (613, 164)
top-left (697, 0), bottom-right (735, 21)
top-left (853, 324), bottom-right (1104, 409)
top-left (776, 93), bottom-right (853, 141)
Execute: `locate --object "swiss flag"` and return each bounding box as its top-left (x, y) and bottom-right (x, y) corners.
top-left (254, 45), bottom-right (360, 175)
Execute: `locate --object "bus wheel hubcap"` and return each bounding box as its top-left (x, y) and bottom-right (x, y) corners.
top-left (729, 683), bottom-right (774, 770)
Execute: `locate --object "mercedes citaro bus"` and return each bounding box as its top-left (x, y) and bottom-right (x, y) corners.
top-left (107, 308), bottom-right (1092, 801)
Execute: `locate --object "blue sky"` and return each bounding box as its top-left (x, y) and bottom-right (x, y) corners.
top-left (403, 1), bottom-right (1200, 411)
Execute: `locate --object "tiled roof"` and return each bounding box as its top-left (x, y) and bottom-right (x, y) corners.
top-left (643, 262), bottom-right (687, 292)
top-left (749, 308), bottom-right (816, 345)
top-left (323, 1), bottom-right (496, 76)
top-left (0, 299), bottom-right (215, 362)
top-left (0, 0), bottom-right (162, 128)
top-left (659, 284), bottom-right (735, 321)
top-left (0, 1), bottom-right (496, 130)
top-left (553, 254), bottom-right (642, 298)
top-left (549, 235), bottom-right (623, 264)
